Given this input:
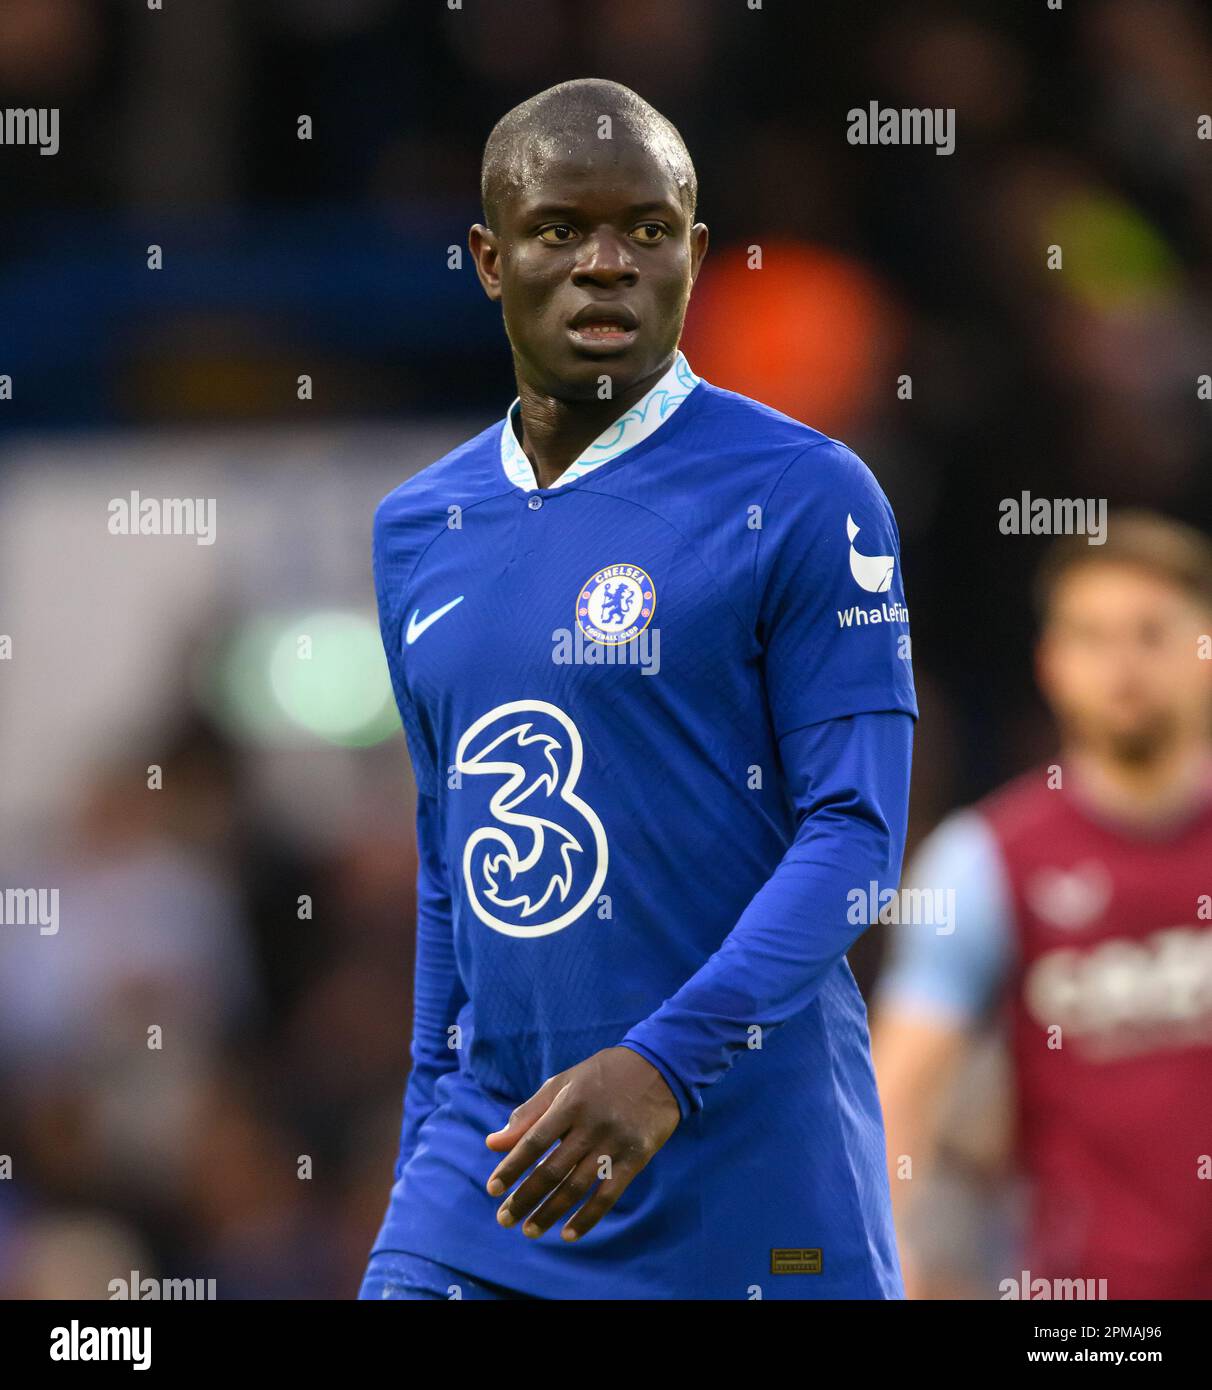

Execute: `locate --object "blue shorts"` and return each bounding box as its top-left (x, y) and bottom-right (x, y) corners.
top-left (357, 1250), bottom-right (537, 1301)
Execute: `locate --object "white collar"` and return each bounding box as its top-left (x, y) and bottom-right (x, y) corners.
top-left (499, 351), bottom-right (700, 491)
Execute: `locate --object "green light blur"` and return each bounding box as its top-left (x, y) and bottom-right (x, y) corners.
top-left (269, 611), bottom-right (398, 746)
top-left (209, 610), bottom-right (397, 747)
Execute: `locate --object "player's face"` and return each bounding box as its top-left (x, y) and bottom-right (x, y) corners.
top-left (472, 138), bottom-right (707, 400)
top-left (1037, 563), bottom-right (1212, 761)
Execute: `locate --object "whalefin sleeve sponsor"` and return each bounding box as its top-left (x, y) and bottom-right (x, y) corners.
top-left (756, 441), bottom-right (917, 735)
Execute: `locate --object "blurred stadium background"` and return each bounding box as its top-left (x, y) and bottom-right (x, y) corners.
top-left (0, 0), bottom-right (1209, 1297)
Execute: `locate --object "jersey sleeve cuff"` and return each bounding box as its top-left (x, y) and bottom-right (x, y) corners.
top-left (616, 1036), bottom-right (700, 1121)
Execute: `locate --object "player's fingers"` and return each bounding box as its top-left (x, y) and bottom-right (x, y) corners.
top-left (518, 1150), bottom-right (602, 1236)
top-left (486, 1086), bottom-right (573, 1195)
top-left (485, 1074), bottom-right (565, 1153)
top-left (496, 1134), bottom-right (592, 1231)
top-left (561, 1160), bottom-right (638, 1241)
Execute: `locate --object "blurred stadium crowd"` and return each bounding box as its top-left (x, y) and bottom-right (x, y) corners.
top-left (0, 0), bottom-right (1209, 1297)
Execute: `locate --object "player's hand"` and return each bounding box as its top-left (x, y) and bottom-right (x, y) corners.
top-left (484, 1046), bottom-right (681, 1242)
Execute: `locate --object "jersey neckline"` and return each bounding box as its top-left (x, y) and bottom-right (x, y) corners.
top-left (499, 351), bottom-right (701, 494)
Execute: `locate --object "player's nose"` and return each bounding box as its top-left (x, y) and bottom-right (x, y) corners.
top-left (571, 229), bottom-right (639, 286)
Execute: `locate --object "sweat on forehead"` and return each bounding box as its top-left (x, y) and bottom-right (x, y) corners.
top-left (480, 78), bottom-right (697, 227)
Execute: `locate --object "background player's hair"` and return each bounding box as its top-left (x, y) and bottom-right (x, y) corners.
top-left (1034, 509), bottom-right (1212, 620)
top-left (479, 78), bottom-right (697, 229)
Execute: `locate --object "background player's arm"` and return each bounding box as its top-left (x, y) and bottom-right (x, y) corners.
top-left (869, 811), bottom-right (1013, 1293)
top-left (870, 1011), bottom-right (970, 1293)
top-left (396, 792), bottom-right (468, 1175)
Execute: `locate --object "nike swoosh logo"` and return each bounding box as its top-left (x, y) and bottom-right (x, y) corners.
top-left (405, 595), bottom-right (464, 645)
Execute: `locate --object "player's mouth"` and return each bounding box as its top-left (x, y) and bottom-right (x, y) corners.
top-left (567, 306), bottom-right (640, 352)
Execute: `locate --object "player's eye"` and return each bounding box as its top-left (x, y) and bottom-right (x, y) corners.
top-left (632, 223), bottom-right (668, 243)
top-left (537, 224), bottom-right (578, 244)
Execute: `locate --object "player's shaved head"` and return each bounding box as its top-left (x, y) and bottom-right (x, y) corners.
top-left (480, 78), bottom-right (697, 229)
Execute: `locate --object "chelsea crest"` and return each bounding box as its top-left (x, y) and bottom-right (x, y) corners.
top-left (576, 564), bottom-right (656, 645)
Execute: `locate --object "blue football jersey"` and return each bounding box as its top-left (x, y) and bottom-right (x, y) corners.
top-left (369, 353), bottom-right (917, 1298)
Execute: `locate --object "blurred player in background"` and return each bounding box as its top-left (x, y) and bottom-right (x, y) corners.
top-left (874, 511), bottom-right (1212, 1299)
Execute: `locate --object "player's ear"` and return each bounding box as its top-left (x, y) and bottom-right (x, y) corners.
top-left (689, 223), bottom-right (709, 286)
top-left (469, 224), bottom-right (503, 302)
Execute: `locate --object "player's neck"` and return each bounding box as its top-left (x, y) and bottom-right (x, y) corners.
top-left (512, 359), bottom-right (671, 489)
top-left (1065, 740), bottom-right (1212, 829)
